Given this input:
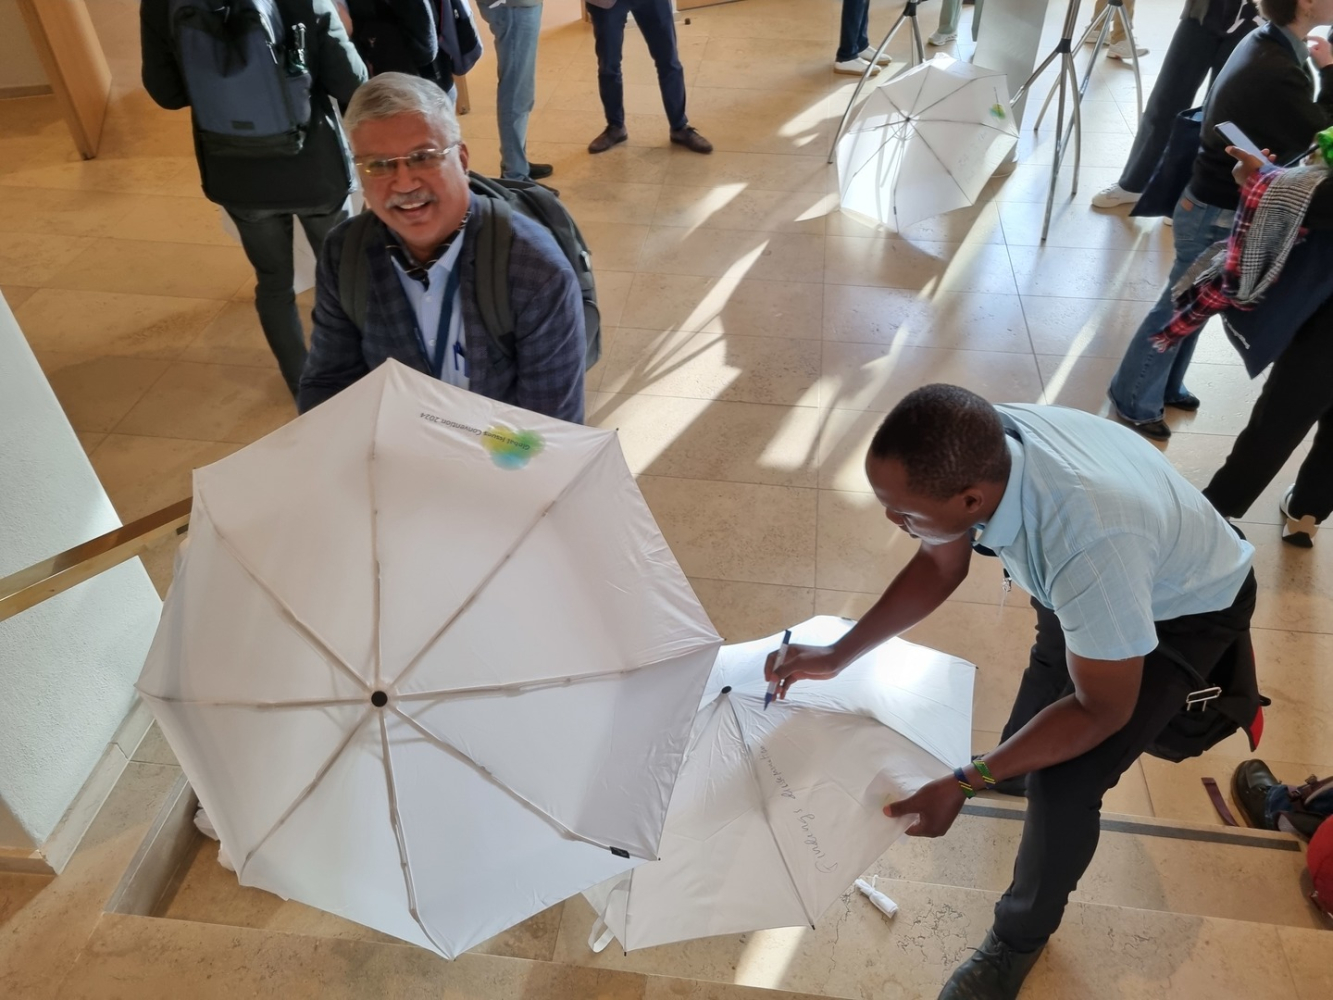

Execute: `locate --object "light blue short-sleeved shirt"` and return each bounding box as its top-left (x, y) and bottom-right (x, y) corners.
top-left (973, 404), bottom-right (1254, 661)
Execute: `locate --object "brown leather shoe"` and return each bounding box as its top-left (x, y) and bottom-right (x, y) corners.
top-left (588, 126), bottom-right (628, 154)
top-left (670, 126), bottom-right (713, 154)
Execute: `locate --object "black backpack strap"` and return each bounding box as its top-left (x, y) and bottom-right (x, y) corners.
top-left (469, 186), bottom-right (518, 366)
top-left (337, 210), bottom-right (377, 333)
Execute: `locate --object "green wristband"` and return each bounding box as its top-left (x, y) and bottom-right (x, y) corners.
top-left (972, 759), bottom-right (997, 787)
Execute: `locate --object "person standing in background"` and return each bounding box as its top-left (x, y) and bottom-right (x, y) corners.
top-left (476, 0), bottom-right (553, 182)
top-left (835, 0), bottom-right (894, 75)
top-left (1087, 0), bottom-right (1151, 61)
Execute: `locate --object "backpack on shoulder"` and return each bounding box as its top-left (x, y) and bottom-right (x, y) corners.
top-left (169, 0), bottom-right (314, 158)
top-left (339, 173), bottom-right (601, 370)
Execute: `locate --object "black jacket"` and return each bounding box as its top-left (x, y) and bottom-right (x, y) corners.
top-left (1192, 23), bottom-right (1333, 210)
top-left (140, 0), bottom-right (367, 210)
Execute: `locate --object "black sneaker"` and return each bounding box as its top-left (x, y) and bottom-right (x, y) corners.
top-left (1279, 486), bottom-right (1320, 548)
top-left (938, 929), bottom-right (1045, 1000)
top-left (669, 126), bottom-right (713, 154)
top-left (528, 162), bottom-right (554, 180)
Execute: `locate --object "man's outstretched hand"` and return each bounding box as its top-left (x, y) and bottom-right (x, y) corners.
top-left (884, 774), bottom-right (966, 838)
top-left (763, 643), bottom-right (848, 700)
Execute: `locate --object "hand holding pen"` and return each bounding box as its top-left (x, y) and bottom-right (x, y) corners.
top-left (763, 635), bottom-right (851, 704)
top-left (763, 630), bottom-right (792, 710)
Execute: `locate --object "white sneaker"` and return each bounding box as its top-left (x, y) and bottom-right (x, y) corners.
top-left (835, 57), bottom-right (880, 76)
top-left (860, 47), bottom-right (893, 66)
top-left (1280, 486), bottom-right (1320, 547)
top-left (1107, 40), bottom-right (1149, 60)
top-left (1091, 182), bottom-right (1140, 208)
top-left (927, 31), bottom-right (957, 46)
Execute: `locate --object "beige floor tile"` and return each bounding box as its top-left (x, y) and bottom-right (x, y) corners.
top-left (33, 351), bottom-right (170, 433)
top-left (0, 185), bottom-right (139, 238)
top-left (46, 238), bottom-right (254, 300)
top-left (589, 393), bottom-right (820, 488)
top-left (526, 141), bottom-right (673, 185)
top-left (820, 343), bottom-right (1043, 414)
top-left (690, 2), bottom-right (837, 42)
top-left (0, 874), bottom-right (51, 928)
top-left (76, 432), bottom-right (106, 455)
top-left (695, 37), bottom-right (838, 94)
top-left (571, 220), bottom-right (653, 272)
top-left (15, 288), bottom-right (223, 359)
top-left (986, 162), bottom-right (1125, 204)
top-left (1280, 926), bottom-right (1333, 1000)
top-left (651, 185), bottom-right (828, 234)
top-left (824, 236), bottom-right (1018, 295)
top-left (1000, 198), bottom-right (1172, 250)
top-left (688, 578), bottom-right (816, 644)
top-left (683, 112), bottom-right (833, 158)
top-left (637, 227), bottom-right (825, 284)
top-left (0, 232), bottom-right (94, 286)
top-left (1022, 295), bottom-right (1243, 367)
top-left (0, 153), bottom-right (201, 198)
top-left (548, 78), bottom-right (690, 120)
top-left (90, 434), bottom-right (241, 522)
top-left (558, 180), bottom-right (664, 226)
top-left (107, 194), bottom-right (242, 247)
top-left (621, 273), bottom-right (823, 340)
top-left (814, 491), bottom-right (1014, 608)
top-left (663, 150), bottom-right (831, 194)
top-left (129, 723), bottom-right (179, 767)
top-left (1245, 529), bottom-right (1333, 635)
top-left (596, 269), bottom-right (634, 328)
top-left (1, 285), bottom-right (38, 310)
top-left (522, 110), bottom-right (663, 149)
top-left (1140, 750), bottom-right (1333, 829)
top-left (179, 298), bottom-right (285, 369)
top-left (1012, 127), bottom-right (1144, 171)
top-left (828, 200), bottom-right (1007, 245)
top-left (1241, 628), bottom-right (1333, 766)
top-left (598, 328), bottom-right (822, 406)
top-left (637, 476), bottom-right (817, 588)
top-left (684, 88), bottom-right (833, 127)
top-left (112, 362), bottom-right (294, 444)
top-left (822, 286), bottom-right (1030, 352)
top-left (1008, 244), bottom-right (1172, 301)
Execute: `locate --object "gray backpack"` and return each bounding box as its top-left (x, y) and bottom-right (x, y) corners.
top-left (170, 0), bottom-right (314, 158)
top-left (338, 173), bottom-right (601, 370)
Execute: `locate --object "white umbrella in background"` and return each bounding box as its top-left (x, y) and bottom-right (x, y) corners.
top-left (837, 54), bottom-right (1019, 232)
top-left (582, 616), bottom-right (975, 953)
top-left (138, 361), bottom-right (722, 959)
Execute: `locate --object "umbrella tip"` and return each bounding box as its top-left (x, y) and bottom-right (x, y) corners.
top-left (371, 691), bottom-right (388, 708)
top-left (721, 686), bottom-right (732, 694)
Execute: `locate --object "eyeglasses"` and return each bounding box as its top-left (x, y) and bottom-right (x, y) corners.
top-left (355, 143), bottom-right (459, 179)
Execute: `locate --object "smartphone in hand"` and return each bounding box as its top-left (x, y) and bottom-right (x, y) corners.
top-left (1215, 121), bottom-right (1267, 160)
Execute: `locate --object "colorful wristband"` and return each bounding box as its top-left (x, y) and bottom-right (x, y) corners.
top-left (954, 766), bottom-right (976, 799)
top-left (972, 759), bottom-right (997, 787)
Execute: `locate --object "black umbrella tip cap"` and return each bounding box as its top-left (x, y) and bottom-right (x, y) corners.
top-left (720, 686), bottom-right (732, 694)
top-left (371, 691), bottom-right (388, 708)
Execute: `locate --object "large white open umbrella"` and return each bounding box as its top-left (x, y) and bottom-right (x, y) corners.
top-left (138, 361), bottom-right (722, 958)
top-left (837, 54), bottom-right (1019, 232)
top-left (582, 616), bottom-right (975, 952)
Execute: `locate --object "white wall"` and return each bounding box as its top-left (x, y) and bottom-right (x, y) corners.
top-left (0, 0), bottom-right (49, 91)
top-left (0, 290), bottom-right (162, 850)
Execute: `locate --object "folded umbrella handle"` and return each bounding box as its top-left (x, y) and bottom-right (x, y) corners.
top-left (588, 915), bottom-right (615, 953)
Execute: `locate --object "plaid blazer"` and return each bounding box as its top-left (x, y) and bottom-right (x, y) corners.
top-left (298, 194), bottom-right (585, 422)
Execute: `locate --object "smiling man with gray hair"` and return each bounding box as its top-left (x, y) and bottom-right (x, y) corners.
top-left (298, 72), bottom-right (586, 422)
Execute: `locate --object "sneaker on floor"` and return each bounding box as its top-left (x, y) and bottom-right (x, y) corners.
top-left (670, 126), bottom-right (713, 154)
top-left (860, 47), bottom-right (893, 65)
top-left (1091, 182), bottom-right (1140, 208)
top-left (927, 30), bottom-right (957, 46)
top-left (1280, 486), bottom-right (1321, 548)
top-left (587, 125), bottom-right (628, 154)
top-left (835, 57), bottom-right (880, 76)
top-left (1107, 39), bottom-right (1149, 60)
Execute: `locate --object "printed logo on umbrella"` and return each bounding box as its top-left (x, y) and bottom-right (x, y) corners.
top-left (989, 103), bottom-right (1007, 121)
top-left (481, 425), bottom-right (545, 470)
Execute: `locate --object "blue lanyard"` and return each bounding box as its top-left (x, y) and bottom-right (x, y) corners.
top-left (414, 261), bottom-right (464, 380)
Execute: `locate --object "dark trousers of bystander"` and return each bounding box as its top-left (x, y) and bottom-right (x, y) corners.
top-left (990, 575), bottom-right (1256, 952)
top-left (588, 0), bottom-right (688, 132)
top-left (1204, 295), bottom-right (1333, 523)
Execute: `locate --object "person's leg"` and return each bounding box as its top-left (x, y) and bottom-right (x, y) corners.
top-left (629, 0), bottom-right (688, 132)
top-left (225, 204), bottom-right (305, 398)
top-left (935, 0), bottom-right (962, 37)
top-left (998, 599), bottom-right (1073, 744)
top-left (589, 1), bottom-right (630, 130)
top-left (1107, 195), bottom-right (1232, 425)
top-left (1204, 297), bottom-right (1333, 519)
top-left (1117, 18), bottom-right (1220, 192)
top-left (837, 0), bottom-right (868, 62)
top-left (477, 3), bottom-right (536, 181)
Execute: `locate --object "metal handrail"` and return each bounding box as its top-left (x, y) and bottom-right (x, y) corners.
top-left (0, 498), bottom-right (192, 624)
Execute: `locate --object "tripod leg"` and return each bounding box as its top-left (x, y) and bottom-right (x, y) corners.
top-left (910, 13), bottom-right (926, 67)
top-left (1116, 6), bottom-right (1145, 120)
top-left (827, 13), bottom-right (909, 163)
top-left (1078, 11), bottom-right (1112, 101)
top-left (1043, 55), bottom-right (1068, 242)
top-left (1068, 53), bottom-right (1084, 196)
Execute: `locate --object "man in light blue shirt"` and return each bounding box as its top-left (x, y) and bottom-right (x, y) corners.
top-left (767, 384), bottom-right (1259, 1000)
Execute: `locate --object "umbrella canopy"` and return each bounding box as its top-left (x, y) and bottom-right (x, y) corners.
top-left (582, 616), bottom-right (975, 953)
top-left (138, 361), bottom-right (722, 959)
top-left (837, 54), bottom-right (1019, 232)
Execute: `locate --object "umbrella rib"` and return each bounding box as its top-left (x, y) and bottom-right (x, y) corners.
top-left (390, 707), bottom-right (628, 856)
top-left (196, 492), bottom-right (369, 694)
top-left (724, 697), bottom-right (820, 930)
top-left (239, 707), bottom-right (374, 877)
top-left (390, 434), bottom-right (616, 690)
top-left (377, 711), bottom-right (453, 957)
top-left (137, 694), bottom-right (368, 710)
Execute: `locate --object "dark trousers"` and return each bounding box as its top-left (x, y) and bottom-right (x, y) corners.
top-left (224, 199), bottom-right (350, 398)
top-left (993, 573), bottom-right (1256, 952)
top-left (588, 0), bottom-right (688, 132)
top-left (1204, 296), bottom-right (1333, 522)
top-left (1119, 17), bottom-right (1250, 192)
top-left (837, 0), bottom-right (870, 63)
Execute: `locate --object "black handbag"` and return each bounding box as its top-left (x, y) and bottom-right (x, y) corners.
top-left (1146, 633), bottom-right (1269, 763)
top-left (1131, 107), bottom-right (1203, 219)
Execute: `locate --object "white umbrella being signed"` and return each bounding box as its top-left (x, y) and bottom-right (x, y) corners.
top-left (583, 616), bottom-right (975, 952)
top-left (138, 361), bottom-right (722, 958)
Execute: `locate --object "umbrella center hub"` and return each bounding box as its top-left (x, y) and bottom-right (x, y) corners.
top-left (371, 690), bottom-right (388, 708)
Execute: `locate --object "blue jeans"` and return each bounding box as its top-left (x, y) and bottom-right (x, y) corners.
top-left (224, 198), bottom-right (350, 397)
top-left (588, 0), bottom-right (687, 132)
top-left (1108, 192), bottom-right (1234, 423)
top-left (837, 0), bottom-right (869, 62)
top-left (477, 2), bottom-right (542, 181)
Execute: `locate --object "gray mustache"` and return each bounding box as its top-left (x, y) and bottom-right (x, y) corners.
top-left (385, 189), bottom-right (437, 209)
